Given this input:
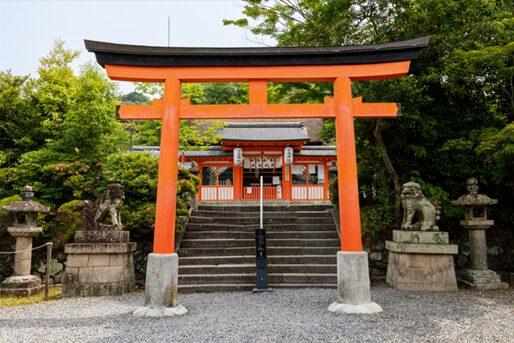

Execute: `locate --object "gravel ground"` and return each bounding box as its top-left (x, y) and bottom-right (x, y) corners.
top-left (0, 283), bottom-right (512, 343)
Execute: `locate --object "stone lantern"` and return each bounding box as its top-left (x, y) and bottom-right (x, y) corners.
top-left (327, 161), bottom-right (338, 182)
top-left (451, 177), bottom-right (508, 289)
top-left (0, 185), bottom-right (49, 297)
top-left (188, 161), bottom-right (200, 176)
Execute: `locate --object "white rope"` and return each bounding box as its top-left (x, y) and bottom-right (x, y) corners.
top-left (0, 242), bottom-right (52, 255)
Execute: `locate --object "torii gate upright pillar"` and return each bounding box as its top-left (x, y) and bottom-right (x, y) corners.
top-left (328, 77), bottom-right (382, 313)
top-left (133, 78), bottom-right (188, 317)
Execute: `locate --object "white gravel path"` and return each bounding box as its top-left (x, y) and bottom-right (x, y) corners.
top-left (0, 283), bottom-right (512, 343)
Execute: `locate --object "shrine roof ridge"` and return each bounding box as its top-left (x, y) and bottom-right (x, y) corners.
top-left (225, 122), bottom-right (304, 128)
top-left (84, 36), bottom-right (429, 68)
top-left (220, 122), bottom-right (309, 142)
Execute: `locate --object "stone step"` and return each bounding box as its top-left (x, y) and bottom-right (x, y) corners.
top-left (297, 217), bottom-right (334, 224)
top-left (192, 210), bottom-right (331, 218)
top-left (184, 230), bottom-right (338, 240)
top-left (190, 216), bottom-right (317, 225)
top-left (186, 223), bottom-right (336, 231)
top-left (180, 238), bottom-right (339, 249)
top-left (178, 283), bottom-right (255, 293)
top-left (178, 246), bottom-right (340, 257)
top-left (178, 255), bottom-right (337, 266)
top-left (179, 204), bottom-right (338, 293)
top-left (178, 283), bottom-right (336, 293)
top-left (189, 216), bottom-right (334, 225)
top-left (179, 273), bottom-right (336, 284)
top-left (179, 264), bottom-right (336, 275)
top-left (197, 204), bottom-right (332, 212)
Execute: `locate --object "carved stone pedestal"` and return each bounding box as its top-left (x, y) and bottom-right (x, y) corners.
top-left (386, 230), bottom-right (458, 291)
top-left (459, 269), bottom-right (508, 290)
top-left (0, 275), bottom-right (44, 297)
top-left (62, 230), bottom-right (136, 297)
top-left (456, 222), bottom-right (508, 290)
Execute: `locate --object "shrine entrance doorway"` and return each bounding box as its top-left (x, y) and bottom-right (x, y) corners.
top-left (242, 155), bottom-right (283, 201)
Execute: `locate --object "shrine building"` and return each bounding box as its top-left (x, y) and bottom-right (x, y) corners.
top-left (135, 121), bottom-right (336, 202)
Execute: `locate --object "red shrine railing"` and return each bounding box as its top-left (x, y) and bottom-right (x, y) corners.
top-left (242, 184), bottom-right (278, 200)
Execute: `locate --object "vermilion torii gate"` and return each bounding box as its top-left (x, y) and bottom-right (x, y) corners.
top-left (86, 37), bottom-right (428, 316)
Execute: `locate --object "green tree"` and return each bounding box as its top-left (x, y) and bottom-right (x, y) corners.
top-left (226, 0), bottom-right (514, 236)
top-left (35, 40), bottom-right (79, 142)
top-left (50, 63), bottom-right (129, 159)
top-left (121, 91), bottom-right (150, 104)
top-left (0, 71), bottom-right (43, 165)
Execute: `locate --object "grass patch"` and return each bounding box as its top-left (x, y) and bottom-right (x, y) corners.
top-left (0, 286), bottom-right (61, 307)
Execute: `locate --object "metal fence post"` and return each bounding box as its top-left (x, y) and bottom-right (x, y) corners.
top-left (45, 242), bottom-right (53, 301)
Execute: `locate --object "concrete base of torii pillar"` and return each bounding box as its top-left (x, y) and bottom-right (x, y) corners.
top-left (133, 253), bottom-right (187, 317)
top-left (328, 251), bottom-right (383, 314)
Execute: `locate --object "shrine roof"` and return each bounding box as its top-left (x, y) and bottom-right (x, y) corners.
top-left (84, 37), bottom-right (429, 67)
top-left (183, 147), bottom-right (230, 158)
top-left (297, 146), bottom-right (336, 157)
top-left (221, 122), bottom-right (309, 143)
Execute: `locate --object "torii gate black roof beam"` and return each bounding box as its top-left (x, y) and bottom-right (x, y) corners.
top-left (85, 36), bottom-right (429, 68)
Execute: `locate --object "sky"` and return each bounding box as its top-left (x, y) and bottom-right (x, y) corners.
top-left (0, 0), bottom-right (275, 92)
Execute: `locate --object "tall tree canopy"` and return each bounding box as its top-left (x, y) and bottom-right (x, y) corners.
top-left (225, 0), bottom-right (514, 236)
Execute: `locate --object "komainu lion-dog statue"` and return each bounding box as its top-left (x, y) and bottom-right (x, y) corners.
top-left (400, 181), bottom-right (440, 231)
top-left (83, 183), bottom-right (125, 230)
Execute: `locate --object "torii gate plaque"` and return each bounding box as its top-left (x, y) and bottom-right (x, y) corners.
top-left (86, 37), bottom-right (429, 316)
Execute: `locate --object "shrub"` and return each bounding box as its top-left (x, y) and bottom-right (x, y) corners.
top-left (0, 150), bottom-right (198, 246)
top-left (49, 200), bottom-right (85, 248)
top-left (329, 177), bottom-right (338, 207)
top-left (101, 152), bottom-right (159, 206)
top-left (0, 195), bottom-right (22, 235)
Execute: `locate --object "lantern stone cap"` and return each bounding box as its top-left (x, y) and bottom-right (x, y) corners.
top-left (451, 178), bottom-right (497, 206)
top-left (451, 194), bottom-right (498, 206)
top-left (1, 186), bottom-right (50, 213)
top-left (7, 226), bottom-right (43, 237)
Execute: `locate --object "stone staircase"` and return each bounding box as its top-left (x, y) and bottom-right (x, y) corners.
top-left (178, 204), bottom-right (339, 293)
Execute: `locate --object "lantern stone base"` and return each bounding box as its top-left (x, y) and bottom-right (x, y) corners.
top-left (459, 269), bottom-right (509, 290)
top-left (386, 230), bottom-right (458, 291)
top-left (133, 253), bottom-right (188, 317)
top-left (62, 240), bottom-right (136, 297)
top-left (328, 251), bottom-right (383, 314)
top-left (0, 275), bottom-right (44, 297)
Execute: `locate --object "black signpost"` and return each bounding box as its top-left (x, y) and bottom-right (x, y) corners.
top-left (253, 176), bottom-right (273, 293)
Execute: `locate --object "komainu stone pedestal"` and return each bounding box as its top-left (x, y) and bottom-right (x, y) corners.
top-left (386, 230), bottom-right (458, 291)
top-left (62, 230), bottom-right (136, 297)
